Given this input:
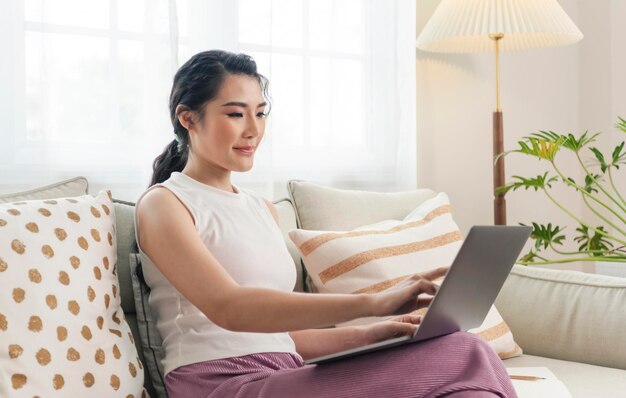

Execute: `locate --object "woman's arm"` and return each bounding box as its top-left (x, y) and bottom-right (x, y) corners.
top-left (137, 188), bottom-right (444, 333)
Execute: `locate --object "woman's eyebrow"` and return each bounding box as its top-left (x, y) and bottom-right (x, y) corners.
top-left (221, 101), bottom-right (267, 108)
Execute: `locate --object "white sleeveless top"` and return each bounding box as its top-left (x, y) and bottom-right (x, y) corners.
top-left (134, 172), bottom-right (300, 375)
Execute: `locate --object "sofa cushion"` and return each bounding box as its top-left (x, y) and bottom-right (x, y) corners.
top-left (496, 265), bottom-right (626, 370)
top-left (113, 200), bottom-right (139, 314)
top-left (274, 198), bottom-right (306, 292)
top-left (129, 253), bottom-right (167, 398)
top-left (0, 176), bottom-right (88, 203)
top-left (289, 192), bottom-right (522, 360)
top-left (504, 354), bottom-right (626, 398)
top-left (0, 190), bottom-right (145, 397)
top-left (287, 180), bottom-right (437, 231)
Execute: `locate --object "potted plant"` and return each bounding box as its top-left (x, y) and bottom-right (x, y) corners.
top-left (497, 117), bottom-right (626, 265)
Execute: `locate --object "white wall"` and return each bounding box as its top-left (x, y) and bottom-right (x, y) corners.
top-left (415, 0), bottom-right (626, 273)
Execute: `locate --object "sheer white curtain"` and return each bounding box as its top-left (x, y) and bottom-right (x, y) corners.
top-left (0, 0), bottom-right (416, 202)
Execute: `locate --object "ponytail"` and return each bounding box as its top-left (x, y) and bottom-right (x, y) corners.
top-left (150, 139), bottom-right (188, 186)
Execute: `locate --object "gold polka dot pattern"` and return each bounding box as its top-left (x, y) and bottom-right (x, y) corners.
top-left (0, 313), bottom-right (7, 330)
top-left (78, 236), bottom-right (89, 250)
top-left (66, 211), bottom-right (80, 222)
top-left (54, 227), bottom-right (67, 241)
top-left (0, 190), bottom-right (144, 396)
top-left (87, 286), bottom-right (96, 302)
top-left (28, 315), bottom-right (42, 332)
top-left (83, 372), bottom-right (95, 387)
top-left (13, 288), bottom-right (25, 303)
top-left (56, 326), bottom-right (68, 342)
top-left (67, 347), bottom-right (80, 361)
top-left (11, 374), bottom-right (27, 389)
top-left (68, 300), bottom-right (80, 315)
top-left (28, 268), bottom-right (42, 283)
top-left (90, 206), bottom-right (101, 218)
top-left (95, 348), bottom-right (106, 364)
top-left (81, 325), bottom-right (93, 341)
top-left (70, 255), bottom-right (80, 269)
top-left (42, 244), bottom-right (55, 258)
top-left (46, 294), bottom-right (57, 309)
top-left (59, 271), bottom-right (70, 285)
top-left (9, 344), bottom-right (23, 358)
top-left (110, 374), bottom-right (120, 390)
top-left (36, 348), bottom-right (51, 365)
top-left (53, 374), bottom-right (64, 390)
top-left (11, 239), bottom-right (26, 254)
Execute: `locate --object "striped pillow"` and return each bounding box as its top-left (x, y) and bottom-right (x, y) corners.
top-left (288, 193), bottom-right (522, 359)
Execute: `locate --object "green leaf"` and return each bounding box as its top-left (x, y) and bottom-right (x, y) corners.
top-left (525, 222), bottom-right (566, 250)
top-left (616, 116), bottom-right (626, 134)
top-left (509, 135), bottom-right (565, 162)
top-left (584, 174), bottom-right (601, 194)
top-left (590, 147), bottom-right (608, 173)
top-left (574, 225), bottom-right (614, 256)
top-left (497, 173), bottom-right (558, 195)
top-left (611, 141), bottom-right (626, 169)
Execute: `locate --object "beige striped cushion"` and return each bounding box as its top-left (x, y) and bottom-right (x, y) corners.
top-left (288, 193), bottom-right (522, 359)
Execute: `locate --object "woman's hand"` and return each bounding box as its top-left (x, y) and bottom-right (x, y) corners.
top-left (358, 314), bottom-right (424, 345)
top-left (369, 267), bottom-right (448, 317)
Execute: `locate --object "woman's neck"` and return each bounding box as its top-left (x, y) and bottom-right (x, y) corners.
top-left (181, 164), bottom-right (236, 194)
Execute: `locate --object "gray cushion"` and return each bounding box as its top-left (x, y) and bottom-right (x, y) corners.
top-left (287, 180), bottom-right (437, 231)
top-left (114, 200), bottom-right (139, 314)
top-left (126, 312), bottom-right (157, 398)
top-left (130, 253), bottom-right (168, 398)
top-left (274, 197), bottom-right (306, 292)
top-left (496, 265), bottom-right (626, 370)
top-left (0, 176), bottom-right (88, 203)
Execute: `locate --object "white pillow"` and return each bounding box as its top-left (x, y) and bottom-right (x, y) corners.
top-left (288, 193), bottom-right (522, 359)
top-left (0, 190), bottom-right (146, 397)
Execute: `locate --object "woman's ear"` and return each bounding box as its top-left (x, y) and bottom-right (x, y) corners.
top-left (176, 104), bottom-right (195, 131)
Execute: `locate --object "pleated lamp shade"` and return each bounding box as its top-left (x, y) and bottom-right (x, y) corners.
top-left (416, 0), bottom-right (583, 53)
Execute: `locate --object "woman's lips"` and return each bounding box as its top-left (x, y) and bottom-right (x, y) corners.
top-left (234, 147), bottom-right (254, 155)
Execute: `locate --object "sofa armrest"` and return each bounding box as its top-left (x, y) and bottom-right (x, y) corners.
top-left (495, 265), bottom-right (626, 370)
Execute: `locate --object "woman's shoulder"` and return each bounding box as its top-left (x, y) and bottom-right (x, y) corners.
top-left (136, 185), bottom-right (184, 216)
top-left (136, 185), bottom-right (196, 229)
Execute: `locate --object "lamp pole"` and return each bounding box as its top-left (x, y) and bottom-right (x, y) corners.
top-left (490, 33), bottom-right (506, 225)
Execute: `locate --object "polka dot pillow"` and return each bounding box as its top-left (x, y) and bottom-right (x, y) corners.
top-left (0, 190), bottom-right (146, 397)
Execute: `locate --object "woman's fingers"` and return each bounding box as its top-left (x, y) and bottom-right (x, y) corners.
top-left (411, 279), bottom-right (438, 296)
top-left (420, 267), bottom-right (449, 281)
top-left (397, 314), bottom-right (422, 325)
top-left (416, 297), bottom-right (433, 309)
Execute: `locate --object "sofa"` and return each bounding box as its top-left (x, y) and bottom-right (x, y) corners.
top-left (3, 177), bottom-right (626, 397)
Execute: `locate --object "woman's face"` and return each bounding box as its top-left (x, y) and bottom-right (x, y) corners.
top-left (187, 74), bottom-right (267, 173)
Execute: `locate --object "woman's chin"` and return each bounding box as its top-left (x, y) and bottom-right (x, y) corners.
top-left (233, 161), bottom-right (254, 172)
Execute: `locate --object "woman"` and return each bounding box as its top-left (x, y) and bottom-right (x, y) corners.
top-left (134, 50), bottom-right (516, 398)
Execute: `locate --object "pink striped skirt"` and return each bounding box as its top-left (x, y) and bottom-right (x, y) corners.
top-left (165, 332), bottom-right (517, 398)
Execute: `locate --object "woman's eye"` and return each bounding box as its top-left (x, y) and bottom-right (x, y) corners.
top-left (257, 112), bottom-right (267, 118)
top-left (227, 112), bottom-right (243, 117)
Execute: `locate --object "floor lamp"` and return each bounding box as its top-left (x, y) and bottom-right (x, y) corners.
top-left (416, 0), bottom-right (583, 225)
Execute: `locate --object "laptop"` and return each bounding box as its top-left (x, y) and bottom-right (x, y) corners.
top-left (304, 225), bottom-right (532, 365)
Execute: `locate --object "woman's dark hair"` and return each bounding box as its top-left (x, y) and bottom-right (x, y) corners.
top-left (150, 50), bottom-right (270, 186)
